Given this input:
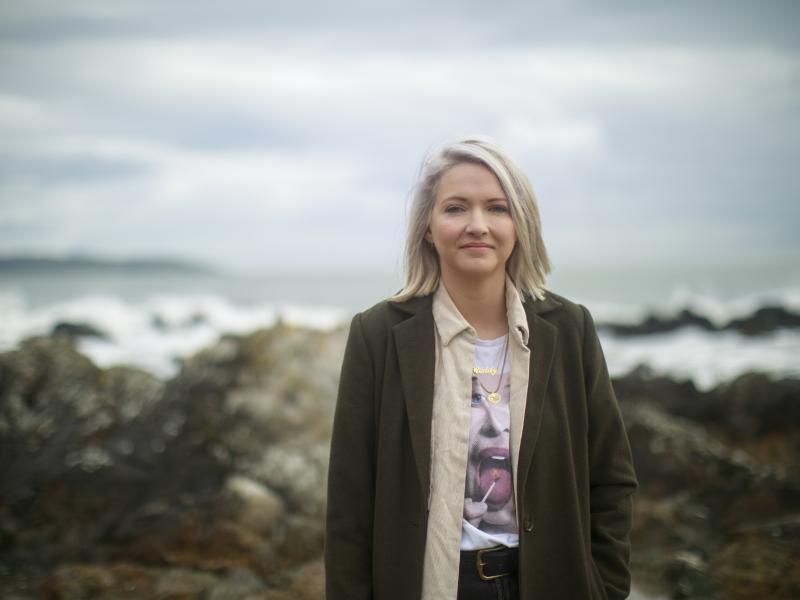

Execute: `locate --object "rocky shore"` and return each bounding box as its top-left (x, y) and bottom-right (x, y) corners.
top-left (1, 322), bottom-right (798, 599)
top-left (616, 367), bottom-right (800, 598)
top-left (597, 304), bottom-right (800, 337)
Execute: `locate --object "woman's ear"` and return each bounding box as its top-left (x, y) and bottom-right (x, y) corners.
top-left (424, 230), bottom-right (432, 243)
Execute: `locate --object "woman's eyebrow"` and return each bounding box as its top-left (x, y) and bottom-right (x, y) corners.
top-left (440, 196), bottom-right (508, 203)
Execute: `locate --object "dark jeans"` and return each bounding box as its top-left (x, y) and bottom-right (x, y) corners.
top-left (457, 546), bottom-right (519, 600)
top-left (456, 574), bottom-right (519, 600)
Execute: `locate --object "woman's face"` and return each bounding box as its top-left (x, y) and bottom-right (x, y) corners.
top-left (425, 162), bottom-right (517, 285)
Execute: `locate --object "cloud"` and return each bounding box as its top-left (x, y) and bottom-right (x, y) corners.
top-left (0, 2), bottom-right (798, 269)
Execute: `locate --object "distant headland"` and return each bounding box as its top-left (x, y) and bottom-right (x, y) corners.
top-left (0, 255), bottom-right (217, 275)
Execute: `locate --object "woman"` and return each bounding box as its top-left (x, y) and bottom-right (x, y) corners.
top-left (325, 136), bottom-right (637, 600)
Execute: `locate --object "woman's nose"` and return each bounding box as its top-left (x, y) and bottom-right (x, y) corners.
top-left (480, 404), bottom-right (504, 436)
top-left (465, 209), bottom-right (489, 234)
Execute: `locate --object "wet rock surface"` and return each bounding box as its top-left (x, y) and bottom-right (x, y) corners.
top-left (599, 304), bottom-right (800, 336)
top-left (1, 326), bottom-right (798, 599)
top-left (51, 322), bottom-right (109, 341)
top-left (0, 325), bottom-right (344, 599)
top-left (617, 368), bottom-right (800, 599)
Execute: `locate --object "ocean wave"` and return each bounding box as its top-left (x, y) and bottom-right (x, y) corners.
top-left (600, 327), bottom-right (800, 391)
top-left (1, 288), bottom-right (798, 386)
top-left (0, 289), bottom-right (347, 378)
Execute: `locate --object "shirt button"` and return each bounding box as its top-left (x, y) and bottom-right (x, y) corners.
top-left (523, 517), bottom-right (533, 532)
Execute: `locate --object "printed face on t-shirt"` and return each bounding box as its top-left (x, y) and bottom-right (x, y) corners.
top-left (464, 374), bottom-right (516, 532)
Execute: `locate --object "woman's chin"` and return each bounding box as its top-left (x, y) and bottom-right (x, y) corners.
top-left (481, 508), bottom-right (515, 527)
top-left (481, 498), bottom-right (516, 526)
top-left (449, 262), bottom-right (506, 281)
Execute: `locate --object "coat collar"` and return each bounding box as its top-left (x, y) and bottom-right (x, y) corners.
top-left (387, 278), bottom-right (562, 321)
top-left (387, 277), bottom-right (563, 510)
top-left (429, 274), bottom-right (533, 347)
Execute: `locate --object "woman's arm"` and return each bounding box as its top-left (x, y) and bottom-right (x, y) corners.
top-left (325, 313), bottom-right (376, 600)
top-left (581, 305), bottom-right (638, 600)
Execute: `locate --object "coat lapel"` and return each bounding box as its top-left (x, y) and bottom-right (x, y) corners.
top-left (517, 295), bottom-right (560, 500)
top-left (389, 295), bottom-right (436, 509)
top-left (387, 290), bottom-right (561, 514)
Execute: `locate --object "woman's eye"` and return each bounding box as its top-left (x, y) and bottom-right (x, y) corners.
top-left (489, 204), bottom-right (509, 213)
top-left (444, 205), bottom-right (464, 213)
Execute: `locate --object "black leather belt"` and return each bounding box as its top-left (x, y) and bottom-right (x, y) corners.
top-left (459, 545), bottom-right (519, 581)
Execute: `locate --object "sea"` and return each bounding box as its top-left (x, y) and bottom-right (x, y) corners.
top-left (1, 261), bottom-right (799, 389)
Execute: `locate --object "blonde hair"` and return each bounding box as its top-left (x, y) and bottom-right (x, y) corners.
top-left (392, 135), bottom-right (551, 302)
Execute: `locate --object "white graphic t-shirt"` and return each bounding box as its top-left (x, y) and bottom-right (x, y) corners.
top-left (461, 334), bottom-right (519, 549)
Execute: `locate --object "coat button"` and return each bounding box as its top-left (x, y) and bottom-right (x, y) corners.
top-left (523, 517), bottom-right (533, 532)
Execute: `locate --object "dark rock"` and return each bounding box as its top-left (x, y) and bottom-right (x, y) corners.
top-left (599, 309), bottom-right (716, 336)
top-left (150, 312), bottom-right (208, 331)
top-left (711, 517), bottom-right (800, 600)
top-left (599, 304), bottom-right (800, 337)
top-left (39, 563), bottom-right (271, 600)
top-left (663, 550), bottom-right (718, 599)
top-left (624, 396), bottom-right (800, 599)
top-left (726, 305), bottom-right (800, 336)
top-left (0, 322), bottom-right (346, 598)
top-left (709, 373), bottom-right (800, 440)
top-left (615, 368), bottom-right (800, 481)
top-left (51, 322), bottom-right (108, 341)
top-left (614, 366), bottom-right (707, 415)
top-left (624, 402), bottom-right (800, 523)
top-left (616, 362), bottom-right (800, 597)
top-left (615, 368), bottom-right (800, 440)
top-left (40, 563), bottom-right (161, 600)
top-left (150, 314), bottom-right (168, 331)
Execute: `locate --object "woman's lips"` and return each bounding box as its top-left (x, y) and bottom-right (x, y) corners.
top-left (479, 447), bottom-right (508, 461)
top-left (476, 447), bottom-right (513, 508)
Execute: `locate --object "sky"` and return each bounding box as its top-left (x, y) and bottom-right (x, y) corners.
top-left (1, 0), bottom-right (798, 273)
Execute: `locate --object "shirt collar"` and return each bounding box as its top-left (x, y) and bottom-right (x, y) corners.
top-left (432, 273), bottom-right (530, 347)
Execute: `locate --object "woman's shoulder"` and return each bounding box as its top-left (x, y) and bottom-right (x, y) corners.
top-left (525, 288), bottom-right (595, 335)
top-left (350, 293), bottom-right (434, 337)
top-left (523, 288), bottom-right (577, 314)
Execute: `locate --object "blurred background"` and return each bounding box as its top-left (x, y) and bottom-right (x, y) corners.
top-left (1, 1), bottom-right (799, 599)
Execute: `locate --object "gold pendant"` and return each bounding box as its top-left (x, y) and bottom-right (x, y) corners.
top-left (473, 367), bottom-right (497, 375)
top-left (487, 392), bottom-right (501, 404)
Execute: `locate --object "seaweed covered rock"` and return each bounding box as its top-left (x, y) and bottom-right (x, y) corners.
top-left (619, 375), bottom-right (800, 599)
top-left (616, 368), bottom-right (800, 478)
top-left (0, 323), bottom-right (348, 599)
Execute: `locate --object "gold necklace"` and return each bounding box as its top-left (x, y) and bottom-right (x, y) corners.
top-left (472, 334), bottom-right (507, 377)
top-left (473, 335), bottom-right (508, 404)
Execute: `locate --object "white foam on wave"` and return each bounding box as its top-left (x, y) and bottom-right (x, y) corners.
top-left (600, 327), bottom-right (800, 390)
top-left (664, 284), bottom-right (800, 326)
top-left (0, 289), bottom-right (348, 378)
top-left (2, 288), bottom-right (797, 387)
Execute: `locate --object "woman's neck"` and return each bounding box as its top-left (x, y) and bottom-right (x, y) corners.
top-left (440, 271), bottom-right (508, 339)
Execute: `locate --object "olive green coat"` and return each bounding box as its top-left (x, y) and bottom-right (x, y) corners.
top-left (325, 290), bottom-right (638, 599)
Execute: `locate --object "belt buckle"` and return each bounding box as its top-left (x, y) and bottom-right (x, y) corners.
top-left (476, 545), bottom-right (509, 581)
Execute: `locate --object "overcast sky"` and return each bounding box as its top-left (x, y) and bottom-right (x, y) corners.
top-left (1, 0), bottom-right (798, 273)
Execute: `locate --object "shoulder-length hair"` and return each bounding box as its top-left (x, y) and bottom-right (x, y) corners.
top-left (392, 135), bottom-right (551, 302)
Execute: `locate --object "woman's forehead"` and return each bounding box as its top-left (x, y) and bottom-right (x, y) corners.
top-left (435, 163), bottom-right (505, 201)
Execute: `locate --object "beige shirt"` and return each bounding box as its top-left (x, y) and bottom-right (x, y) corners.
top-left (421, 274), bottom-right (532, 600)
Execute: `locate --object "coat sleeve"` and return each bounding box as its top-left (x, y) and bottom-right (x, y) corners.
top-left (325, 312), bottom-right (376, 600)
top-left (580, 305), bottom-right (638, 600)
